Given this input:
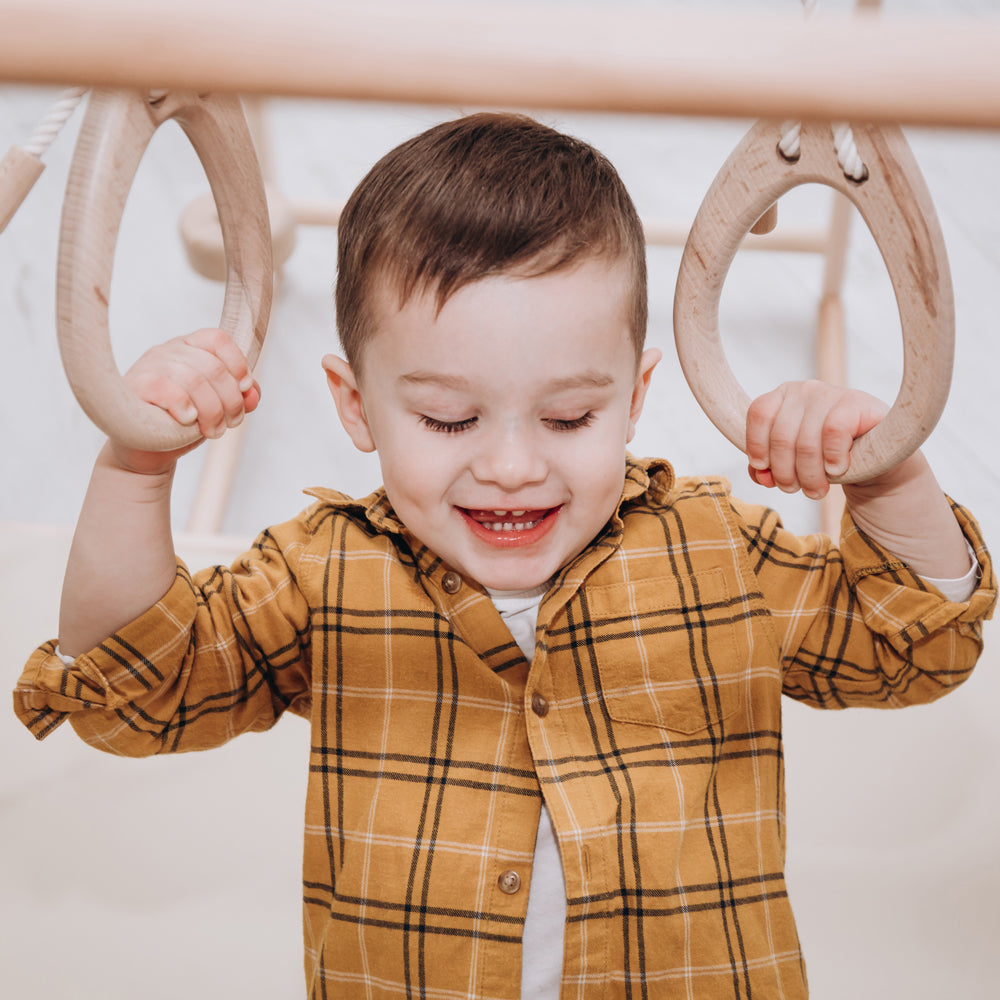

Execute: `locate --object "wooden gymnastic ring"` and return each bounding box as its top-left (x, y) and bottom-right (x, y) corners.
top-left (57, 89), bottom-right (273, 452)
top-left (673, 120), bottom-right (954, 484)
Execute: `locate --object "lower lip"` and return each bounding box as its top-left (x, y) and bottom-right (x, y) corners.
top-left (458, 506), bottom-right (561, 549)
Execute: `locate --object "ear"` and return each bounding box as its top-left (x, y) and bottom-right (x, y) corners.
top-left (322, 354), bottom-right (376, 453)
top-left (626, 348), bottom-right (661, 443)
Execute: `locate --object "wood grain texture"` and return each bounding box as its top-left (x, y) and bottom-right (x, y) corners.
top-left (56, 90), bottom-right (272, 451)
top-left (1, 3), bottom-right (1000, 126)
top-left (673, 120), bottom-right (954, 484)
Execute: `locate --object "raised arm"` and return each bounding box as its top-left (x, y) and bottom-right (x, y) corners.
top-left (744, 379), bottom-right (972, 580)
top-left (58, 327), bottom-right (260, 656)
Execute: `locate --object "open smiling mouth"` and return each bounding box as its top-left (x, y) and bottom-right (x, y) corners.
top-left (458, 506), bottom-right (562, 546)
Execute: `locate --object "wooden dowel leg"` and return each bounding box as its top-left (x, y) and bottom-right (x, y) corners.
top-left (820, 192), bottom-right (854, 301)
top-left (815, 0), bottom-right (879, 536)
top-left (185, 418), bottom-right (251, 535)
top-left (241, 97), bottom-right (275, 184)
top-left (817, 189), bottom-right (854, 538)
top-left (0, 145), bottom-right (45, 233)
top-left (817, 293), bottom-right (847, 388)
top-left (817, 293), bottom-right (847, 538)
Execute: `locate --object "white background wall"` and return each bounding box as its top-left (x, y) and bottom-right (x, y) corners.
top-left (2, 1), bottom-right (998, 996)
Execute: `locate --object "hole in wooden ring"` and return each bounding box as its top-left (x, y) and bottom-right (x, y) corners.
top-left (776, 142), bottom-right (800, 164)
top-left (844, 164), bottom-right (870, 185)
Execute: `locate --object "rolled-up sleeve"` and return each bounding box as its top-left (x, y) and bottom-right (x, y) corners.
top-left (13, 522), bottom-right (314, 755)
top-left (744, 497), bottom-right (996, 709)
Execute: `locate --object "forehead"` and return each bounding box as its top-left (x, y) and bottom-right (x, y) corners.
top-left (364, 254), bottom-right (637, 364)
top-left (356, 257), bottom-right (637, 400)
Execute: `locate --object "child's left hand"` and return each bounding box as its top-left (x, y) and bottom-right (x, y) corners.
top-left (746, 380), bottom-right (889, 499)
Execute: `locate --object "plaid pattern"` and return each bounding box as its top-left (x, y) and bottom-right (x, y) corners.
top-left (14, 457), bottom-right (996, 998)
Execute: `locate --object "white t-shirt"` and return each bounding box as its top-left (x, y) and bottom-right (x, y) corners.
top-left (488, 586), bottom-right (565, 997)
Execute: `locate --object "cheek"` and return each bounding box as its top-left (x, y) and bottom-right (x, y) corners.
top-left (559, 430), bottom-right (629, 500)
top-left (576, 414), bottom-right (634, 461)
top-left (379, 432), bottom-right (464, 499)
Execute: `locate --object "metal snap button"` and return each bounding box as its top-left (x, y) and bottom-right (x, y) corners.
top-left (441, 571), bottom-right (462, 594)
top-left (531, 693), bottom-right (549, 717)
top-left (498, 869), bottom-right (522, 894)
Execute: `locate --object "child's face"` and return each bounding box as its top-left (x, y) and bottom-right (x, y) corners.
top-left (324, 256), bottom-right (659, 592)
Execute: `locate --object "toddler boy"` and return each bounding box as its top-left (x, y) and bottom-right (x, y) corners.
top-left (15, 113), bottom-right (996, 998)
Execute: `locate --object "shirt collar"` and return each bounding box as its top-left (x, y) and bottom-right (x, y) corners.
top-left (303, 484), bottom-right (406, 534)
top-left (304, 453), bottom-right (675, 556)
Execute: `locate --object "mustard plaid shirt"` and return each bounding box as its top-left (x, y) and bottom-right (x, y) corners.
top-left (14, 458), bottom-right (996, 999)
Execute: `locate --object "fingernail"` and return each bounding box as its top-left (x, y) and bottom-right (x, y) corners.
top-left (239, 376), bottom-right (254, 393)
top-left (178, 406), bottom-right (198, 426)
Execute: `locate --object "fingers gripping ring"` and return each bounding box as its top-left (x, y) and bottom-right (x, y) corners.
top-left (673, 120), bottom-right (954, 484)
top-left (57, 89), bottom-right (273, 452)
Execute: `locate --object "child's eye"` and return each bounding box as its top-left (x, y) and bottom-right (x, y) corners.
top-left (544, 412), bottom-right (595, 432)
top-left (419, 415), bottom-right (478, 434)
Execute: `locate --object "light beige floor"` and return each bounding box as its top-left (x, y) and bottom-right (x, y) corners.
top-left (2, 1), bottom-right (999, 996)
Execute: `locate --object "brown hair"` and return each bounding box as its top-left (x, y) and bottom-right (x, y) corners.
top-left (335, 112), bottom-right (647, 373)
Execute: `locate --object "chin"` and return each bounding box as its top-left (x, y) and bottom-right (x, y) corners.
top-left (474, 561), bottom-right (558, 593)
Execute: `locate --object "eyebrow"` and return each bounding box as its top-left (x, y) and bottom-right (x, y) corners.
top-left (547, 372), bottom-right (616, 391)
top-left (399, 372), bottom-right (472, 391)
top-left (399, 370), bottom-right (616, 391)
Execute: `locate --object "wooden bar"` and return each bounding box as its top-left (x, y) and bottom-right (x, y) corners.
top-left (2, 1), bottom-right (1000, 127)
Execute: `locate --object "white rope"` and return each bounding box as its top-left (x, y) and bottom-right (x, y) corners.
top-left (20, 88), bottom-right (173, 160)
top-left (778, 0), bottom-right (868, 182)
top-left (2, 87), bottom-right (174, 233)
top-left (21, 87), bottom-right (88, 158)
top-left (832, 121), bottom-right (867, 181)
top-left (777, 120), bottom-right (802, 161)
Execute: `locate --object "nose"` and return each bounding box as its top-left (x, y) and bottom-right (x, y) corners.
top-left (470, 424), bottom-right (547, 491)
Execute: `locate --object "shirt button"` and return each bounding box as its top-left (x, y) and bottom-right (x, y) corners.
top-left (441, 571), bottom-right (462, 594)
top-left (498, 869), bottom-right (522, 894)
top-left (531, 693), bottom-right (549, 717)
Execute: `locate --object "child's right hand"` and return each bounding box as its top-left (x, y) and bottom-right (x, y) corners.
top-left (111, 327), bottom-right (261, 475)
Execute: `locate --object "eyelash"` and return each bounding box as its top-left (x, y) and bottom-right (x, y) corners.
top-left (545, 412), bottom-right (595, 432)
top-left (418, 412), bottom-right (596, 434)
top-left (419, 415), bottom-right (478, 434)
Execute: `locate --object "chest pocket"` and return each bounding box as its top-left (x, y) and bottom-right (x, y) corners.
top-left (586, 568), bottom-right (752, 735)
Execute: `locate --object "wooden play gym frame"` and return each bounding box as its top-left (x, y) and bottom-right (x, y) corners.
top-left (2, 0), bottom-right (998, 538)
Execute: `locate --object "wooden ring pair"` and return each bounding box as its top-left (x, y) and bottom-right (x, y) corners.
top-left (58, 99), bottom-right (951, 473)
top-left (674, 119), bottom-right (954, 484)
top-left (57, 89), bottom-right (272, 452)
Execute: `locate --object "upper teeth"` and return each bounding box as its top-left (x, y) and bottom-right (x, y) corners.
top-left (493, 509), bottom-right (526, 516)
